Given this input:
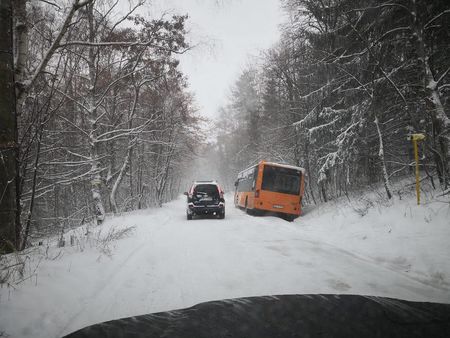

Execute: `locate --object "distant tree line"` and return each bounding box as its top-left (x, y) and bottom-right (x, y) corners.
top-left (0, 0), bottom-right (201, 252)
top-left (215, 0), bottom-right (450, 203)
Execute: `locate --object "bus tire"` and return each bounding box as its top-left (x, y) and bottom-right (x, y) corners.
top-left (245, 198), bottom-right (254, 215)
top-left (284, 214), bottom-right (295, 222)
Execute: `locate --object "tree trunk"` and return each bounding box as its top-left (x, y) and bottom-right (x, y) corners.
top-left (374, 115), bottom-right (392, 199)
top-left (21, 126), bottom-right (43, 250)
top-left (303, 135), bottom-right (316, 204)
top-left (110, 149), bottom-right (130, 214)
top-left (137, 144), bottom-right (144, 210)
top-left (109, 82), bottom-right (141, 213)
top-left (0, 0), bottom-right (20, 252)
top-left (87, 3), bottom-right (105, 225)
top-left (12, 0), bottom-right (27, 88)
top-left (320, 183), bottom-right (327, 203)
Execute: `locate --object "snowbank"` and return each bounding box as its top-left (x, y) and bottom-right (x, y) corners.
top-left (296, 184), bottom-right (450, 292)
top-left (0, 183), bottom-right (449, 338)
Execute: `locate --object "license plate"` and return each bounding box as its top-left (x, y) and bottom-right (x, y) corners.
top-left (273, 204), bottom-right (284, 209)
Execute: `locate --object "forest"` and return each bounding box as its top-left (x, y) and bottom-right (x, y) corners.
top-left (0, 0), bottom-right (203, 252)
top-left (214, 0), bottom-right (450, 205)
top-left (0, 0), bottom-right (449, 253)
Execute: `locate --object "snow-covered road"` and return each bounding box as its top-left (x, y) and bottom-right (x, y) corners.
top-left (1, 195), bottom-right (449, 338)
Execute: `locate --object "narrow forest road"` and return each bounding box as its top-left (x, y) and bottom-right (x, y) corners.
top-left (1, 196), bottom-right (449, 338)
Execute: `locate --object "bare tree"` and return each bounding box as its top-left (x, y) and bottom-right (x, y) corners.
top-left (2, 0), bottom-right (199, 248)
top-left (0, 0), bottom-right (20, 252)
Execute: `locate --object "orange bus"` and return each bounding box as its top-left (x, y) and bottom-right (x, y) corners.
top-left (234, 161), bottom-right (305, 221)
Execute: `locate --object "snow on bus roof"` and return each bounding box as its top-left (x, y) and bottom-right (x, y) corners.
top-left (237, 161), bottom-right (305, 177)
top-left (264, 161), bottom-right (306, 173)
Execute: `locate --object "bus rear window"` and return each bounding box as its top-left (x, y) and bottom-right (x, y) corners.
top-left (261, 165), bottom-right (301, 195)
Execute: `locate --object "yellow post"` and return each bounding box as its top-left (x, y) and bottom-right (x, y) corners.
top-left (410, 133), bottom-right (425, 205)
top-left (413, 139), bottom-right (420, 205)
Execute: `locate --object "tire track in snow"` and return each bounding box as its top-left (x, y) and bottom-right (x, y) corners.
top-left (235, 210), bottom-right (450, 301)
top-left (263, 219), bottom-right (450, 294)
top-left (61, 202), bottom-right (449, 337)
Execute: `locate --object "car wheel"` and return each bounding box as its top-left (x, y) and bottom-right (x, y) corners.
top-left (187, 213), bottom-right (192, 220)
top-left (219, 211), bottom-right (225, 219)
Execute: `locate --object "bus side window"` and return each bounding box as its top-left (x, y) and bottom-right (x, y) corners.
top-left (252, 166), bottom-right (258, 190)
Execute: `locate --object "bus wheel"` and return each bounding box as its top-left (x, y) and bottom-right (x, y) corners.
top-left (284, 215), bottom-right (295, 222)
top-left (245, 198), bottom-right (253, 215)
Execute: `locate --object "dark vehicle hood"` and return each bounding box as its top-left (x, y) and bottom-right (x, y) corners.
top-left (64, 294), bottom-right (450, 338)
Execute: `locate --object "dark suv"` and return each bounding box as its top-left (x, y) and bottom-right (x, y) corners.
top-left (184, 181), bottom-right (225, 220)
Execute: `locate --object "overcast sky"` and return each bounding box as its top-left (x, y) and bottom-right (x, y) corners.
top-left (147, 0), bottom-right (284, 120)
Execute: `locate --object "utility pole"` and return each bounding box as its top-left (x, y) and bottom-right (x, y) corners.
top-left (0, 0), bottom-right (19, 252)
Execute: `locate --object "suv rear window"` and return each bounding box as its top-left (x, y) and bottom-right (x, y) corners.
top-left (194, 184), bottom-right (219, 196)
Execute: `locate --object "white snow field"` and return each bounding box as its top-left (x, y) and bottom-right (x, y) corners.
top-left (1, 190), bottom-right (449, 338)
